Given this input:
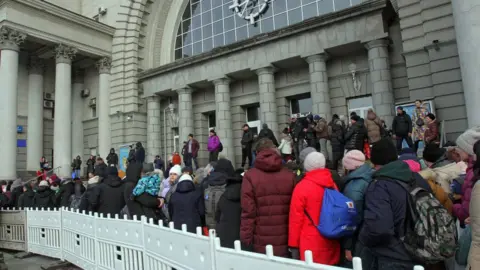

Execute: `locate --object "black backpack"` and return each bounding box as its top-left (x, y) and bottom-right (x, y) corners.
top-left (218, 142), bottom-right (223, 152)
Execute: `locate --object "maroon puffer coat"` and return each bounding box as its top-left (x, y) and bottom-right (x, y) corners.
top-left (240, 148), bottom-right (295, 257)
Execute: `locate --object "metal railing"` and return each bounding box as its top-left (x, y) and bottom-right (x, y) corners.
top-left (0, 208), bottom-right (425, 270)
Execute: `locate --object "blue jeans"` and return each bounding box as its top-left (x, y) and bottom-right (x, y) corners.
top-left (74, 169), bottom-right (80, 178)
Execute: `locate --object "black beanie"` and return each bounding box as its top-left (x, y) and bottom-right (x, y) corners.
top-left (422, 143), bottom-right (446, 163)
top-left (371, 138), bottom-right (398, 166)
top-left (108, 166), bottom-right (118, 176)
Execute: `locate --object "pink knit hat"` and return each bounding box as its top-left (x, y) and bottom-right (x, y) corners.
top-left (342, 150), bottom-right (366, 171)
top-left (403, 160), bottom-right (421, 173)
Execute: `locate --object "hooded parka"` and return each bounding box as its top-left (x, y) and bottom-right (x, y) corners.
top-left (240, 148), bottom-right (295, 257)
top-left (289, 169), bottom-right (341, 264)
top-left (97, 167), bottom-right (125, 217)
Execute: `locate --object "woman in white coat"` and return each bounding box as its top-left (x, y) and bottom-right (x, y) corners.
top-left (278, 128), bottom-right (293, 162)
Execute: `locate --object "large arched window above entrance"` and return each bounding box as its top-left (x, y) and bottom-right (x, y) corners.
top-left (175, 0), bottom-right (363, 60)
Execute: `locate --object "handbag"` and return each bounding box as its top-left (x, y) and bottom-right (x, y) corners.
top-left (455, 224), bottom-right (472, 266)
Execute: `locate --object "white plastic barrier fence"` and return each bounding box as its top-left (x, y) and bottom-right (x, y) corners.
top-left (0, 208), bottom-right (426, 270)
top-left (0, 209), bottom-right (27, 251)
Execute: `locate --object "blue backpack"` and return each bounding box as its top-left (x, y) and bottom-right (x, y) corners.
top-left (305, 188), bottom-right (357, 239)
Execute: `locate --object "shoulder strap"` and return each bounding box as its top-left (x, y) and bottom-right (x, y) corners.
top-left (303, 209), bottom-right (316, 226)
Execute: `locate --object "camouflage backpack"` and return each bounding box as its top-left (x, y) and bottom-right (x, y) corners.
top-left (204, 184), bottom-right (226, 229)
top-left (398, 181), bottom-right (457, 263)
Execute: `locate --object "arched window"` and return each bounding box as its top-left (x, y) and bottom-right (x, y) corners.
top-left (174, 0), bottom-right (363, 60)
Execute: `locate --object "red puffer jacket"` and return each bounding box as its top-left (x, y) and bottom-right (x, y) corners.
top-left (240, 148), bottom-right (295, 257)
top-left (288, 169), bottom-right (340, 265)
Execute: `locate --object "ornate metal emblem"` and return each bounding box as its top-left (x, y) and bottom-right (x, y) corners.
top-left (229, 0), bottom-right (274, 24)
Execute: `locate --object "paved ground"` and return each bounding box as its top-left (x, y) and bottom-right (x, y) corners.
top-left (3, 251), bottom-right (82, 270)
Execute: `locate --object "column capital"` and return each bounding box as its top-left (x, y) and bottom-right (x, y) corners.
top-left (305, 53), bottom-right (329, 64)
top-left (72, 68), bottom-right (85, 84)
top-left (175, 87), bottom-right (193, 95)
top-left (212, 77), bottom-right (231, 86)
top-left (55, 44), bottom-right (77, 64)
top-left (255, 66), bottom-right (276, 76)
top-left (28, 56), bottom-right (45, 75)
top-left (0, 27), bottom-right (26, 52)
top-left (96, 57), bottom-right (112, 74)
top-left (364, 39), bottom-right (390, 50)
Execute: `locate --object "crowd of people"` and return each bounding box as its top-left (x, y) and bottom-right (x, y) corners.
top-left (1, 100), bottom-right (478, 270)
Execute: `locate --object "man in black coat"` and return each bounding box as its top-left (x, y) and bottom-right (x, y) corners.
top-left (127, 145), bottom-right (136, 164)
top-left (33, 181), bottom-right (56, 210)
top-left (86, 155), bottom-right (95, 176)
top-left (215, 171), bottom-right (242, 248)
top-left (134, 142), bottom-right (145, 164)
top-left (94, 157), bottom-right (108, 180)
top-left (344, 115), bottom-right (367, 152)
top-left (357, 138), bottom-right (415, 269)
top-left (258, 123), bottom-right (278, 146)
top-left (392, 106), bottom-right (414, 151)
top-left (291, 116), bottom-right (307, 161)
top-left (241, 124), bottom-right (254, 168)
top-left (328, 114), bottom-right (346, 171)
top-left (55, 179), bottom-right (74, 208)
top-left (97, 167), bottom-right (125, 217)
top-left (18, 182), bottom-right (35, 208)
top-left (106, 148), bottom-right (119, 167)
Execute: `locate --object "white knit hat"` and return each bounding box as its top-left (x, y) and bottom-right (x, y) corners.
top-left (169, 165), bottom-right (182, 176)
top-left (304, 152), bottom-right (326, 172)
top-left (178, 174), bottom-right (193, 182)
top-left (456, 127), bottom-right (480, 156)
top-left (39, 180), bottom-right (49, 187)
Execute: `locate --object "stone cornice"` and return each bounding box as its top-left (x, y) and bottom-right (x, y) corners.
top-left (139, 0), bottom-right (387, 81)
top-left (0, 0), bottom-right (115, 36)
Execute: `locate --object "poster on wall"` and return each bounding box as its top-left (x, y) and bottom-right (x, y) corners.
top-left (395, 100), bottom-right (435, 152)
top-left (118, 145), bottom-right (130, 178)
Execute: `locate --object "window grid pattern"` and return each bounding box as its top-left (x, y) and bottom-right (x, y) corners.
top-left (175, 0), bottom-right (362, 59)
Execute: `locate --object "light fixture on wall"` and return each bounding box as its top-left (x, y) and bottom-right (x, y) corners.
top-left (432, 40), bottom-right (440, 51)
top-left (349, 63), bottom-right (361, 93)
top-left (126, 115), bottom-right (133, 121)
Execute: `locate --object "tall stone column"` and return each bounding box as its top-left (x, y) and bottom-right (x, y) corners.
top-left (0, 27), bottom-right (26, 180)
top-left (365, 39), bottom-right (395, 126)
top-left (54, 44), bottom-right (77, 177)
top-left (452, 0), bottom-right (480, 127)
top-left (213, 78), bottom-right (235, 164)
top-left (176, 88), bottom-right (194, 144)
top-left (306, 54), bottom-right (331, 120)
top-left (256, 67), bottom-right (279, 138)
top-left (146, 96), bottom-right (161, 162)
top-left (26, 57), bottom-right (45, 171)
top-left (97, 57), bottom-right (112, 159)
top-left (71, 69), bottom-right (84, 160)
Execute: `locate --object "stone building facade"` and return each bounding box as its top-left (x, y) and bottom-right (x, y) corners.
top-left (0, 0), bottom-right (479, 178)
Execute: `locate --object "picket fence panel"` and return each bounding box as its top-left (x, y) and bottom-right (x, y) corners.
top-left (0, 209), bottom-right (27, 251)
top-left (0, 209), bottom-right (426, 270)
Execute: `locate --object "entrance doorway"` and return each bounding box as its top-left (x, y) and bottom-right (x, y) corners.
top-left (245, 106), bottom-right (261, 135)
top-left (348, 96), bottom-right (373, 119)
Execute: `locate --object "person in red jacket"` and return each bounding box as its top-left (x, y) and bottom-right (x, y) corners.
top-left (288, 151), bottom-right (340, 265)
top-left (240, 138), bottom-right (295, 257)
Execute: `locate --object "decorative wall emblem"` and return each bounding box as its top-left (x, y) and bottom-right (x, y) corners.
top-left (230, 0), bottom-right (274, 24)
top-left (349, 63), bottom-right (361, 92)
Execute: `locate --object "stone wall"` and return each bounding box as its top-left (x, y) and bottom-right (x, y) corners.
top-left (398, 0), bottom-right (466, 140)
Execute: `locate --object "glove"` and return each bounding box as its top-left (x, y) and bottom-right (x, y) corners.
top-left (289, 247), bottom-right (300, 260)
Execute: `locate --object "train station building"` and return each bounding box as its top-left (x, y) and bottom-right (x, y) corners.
top-left (0, 0), bottom-right (479, 178)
